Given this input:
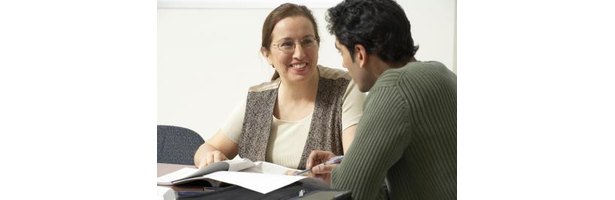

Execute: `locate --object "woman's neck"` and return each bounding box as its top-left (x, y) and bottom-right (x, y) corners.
top-left (274, 73), bottom-right (319, 121)
top-left (278, 73), bottom-right (319, 102)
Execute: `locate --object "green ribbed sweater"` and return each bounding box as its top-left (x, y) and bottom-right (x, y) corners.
top-left (331, 61), bottom-right (457, 200)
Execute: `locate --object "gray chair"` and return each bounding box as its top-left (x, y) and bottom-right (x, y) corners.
top-left (157, 125), bottom-right (205, 165)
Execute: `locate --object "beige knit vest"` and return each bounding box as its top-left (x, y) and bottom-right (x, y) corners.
top-left (238, 76), bottom-right (349, 169)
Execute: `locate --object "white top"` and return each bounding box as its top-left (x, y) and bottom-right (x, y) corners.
top-left (265, 113), bottom-right (313, 168)
top-left (219, 66), bottom-right (365, 168)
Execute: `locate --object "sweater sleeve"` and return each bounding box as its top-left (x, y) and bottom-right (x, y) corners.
top-left (331, 83), bottom-right (411, 200)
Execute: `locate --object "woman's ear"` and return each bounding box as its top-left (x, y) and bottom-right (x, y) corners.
top-left (354, 44), bottom-right (368, 68)
top-left (261, 47), bottom-right (273, 65)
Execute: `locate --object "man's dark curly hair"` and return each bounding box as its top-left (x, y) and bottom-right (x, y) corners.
top-left (326, 0), bottom-right (418, 64)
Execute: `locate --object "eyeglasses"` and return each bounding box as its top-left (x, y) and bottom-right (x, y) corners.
top-left (271, 36), bottom-right (318, 54)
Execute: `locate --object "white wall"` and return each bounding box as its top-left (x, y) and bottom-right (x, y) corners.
top-left (158, 0), bottom-right (456, 140)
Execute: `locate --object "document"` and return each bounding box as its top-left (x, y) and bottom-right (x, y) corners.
top-left (205, 171), bottom-right (306, 194)
top-left (242, 161), bottom-right (301, 174)
top-left (157, 167), bottom-right (200, 186)
top-left (157, 158), bottom-right (254, 186)
top-left (156, 159), bottom-right (306, 193)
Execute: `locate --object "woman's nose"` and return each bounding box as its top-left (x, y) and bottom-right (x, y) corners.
top-left (292, 44), bottom-right (306, 59)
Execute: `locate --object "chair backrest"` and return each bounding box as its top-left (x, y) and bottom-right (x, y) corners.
top-left (157, 125), bottom-right (205, 165)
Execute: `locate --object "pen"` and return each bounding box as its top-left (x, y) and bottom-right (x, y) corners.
top-left (294, 155), bottom-right (344, 175)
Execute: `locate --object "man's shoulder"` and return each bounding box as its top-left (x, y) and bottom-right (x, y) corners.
top-left (400, 61), bottom-right (448, 74)
top-left (384, 61), bottom-right (454, 83)
top-left (372, 61), bottom-right (455, 94)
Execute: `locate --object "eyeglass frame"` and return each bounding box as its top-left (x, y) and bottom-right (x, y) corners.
top-left (271, 36), bottom-right (319, 54)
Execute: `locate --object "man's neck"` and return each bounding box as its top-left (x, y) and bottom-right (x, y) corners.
top-left (369, 56), bottom-right (416, 77)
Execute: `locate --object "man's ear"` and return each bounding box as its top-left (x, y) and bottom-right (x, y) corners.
top-left (261, 47), bottom-right (273, 65)
top-left (354, 44), bottom-right (368, 68)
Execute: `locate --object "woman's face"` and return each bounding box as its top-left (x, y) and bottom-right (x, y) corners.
top-left (264, 16), bottom-right (319, 83)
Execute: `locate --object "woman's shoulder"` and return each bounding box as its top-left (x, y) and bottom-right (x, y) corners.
top-left (247, 78), bottom-right (281, 92)
top-left (318, 65), bottom-right (351, 81)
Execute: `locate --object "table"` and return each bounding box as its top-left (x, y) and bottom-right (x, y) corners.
top-left (158, 163), bottom-right (193, 177)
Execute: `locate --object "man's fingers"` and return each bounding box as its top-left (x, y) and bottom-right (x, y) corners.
top-left (307, 150), bottom-right (335, 169)
top-left (307, 151), bottom-right (319, 168)
top-left (312, 164), bottom-right (337, 174)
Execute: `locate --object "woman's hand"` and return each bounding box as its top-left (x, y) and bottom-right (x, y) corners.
top-left (196, 150), bottom-right (229, 168)
top-left (193, 131), bottom-right (238, 169)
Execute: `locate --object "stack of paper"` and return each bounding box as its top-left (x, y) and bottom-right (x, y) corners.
top-left (156, 159), bottom-right (307, 194)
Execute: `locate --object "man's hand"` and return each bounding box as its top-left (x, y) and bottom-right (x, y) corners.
top-left (306, 150), bottom-right (336, 168)
top-left (306, 150), bottom-right (338, 184)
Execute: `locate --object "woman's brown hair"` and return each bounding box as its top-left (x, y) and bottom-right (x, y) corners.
top-left (261, 3), bottom-right (320, 81)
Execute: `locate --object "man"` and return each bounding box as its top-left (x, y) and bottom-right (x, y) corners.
top-left (305, 0), bottom-right (457, 199)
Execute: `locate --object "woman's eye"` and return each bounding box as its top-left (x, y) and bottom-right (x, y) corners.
top-left (281, 42), bottom-right (294, 48)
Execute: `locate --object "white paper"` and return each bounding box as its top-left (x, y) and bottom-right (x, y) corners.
top-left (156, 161), bottom-right (306, 193)
top-left (242, 161), bottom-right (301, 175)
top-left (156, 167), bottom-right (197, 185)
top-left (203, 171), bottom-right (306, 194)
top-left (227, 158), bottom-right (256, 171)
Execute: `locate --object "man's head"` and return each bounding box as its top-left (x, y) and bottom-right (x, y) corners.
top-left (327, 0), bottom-right (418, 92)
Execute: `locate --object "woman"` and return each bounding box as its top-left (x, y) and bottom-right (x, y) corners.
top-left (194, 3), bottom-right (365, 170)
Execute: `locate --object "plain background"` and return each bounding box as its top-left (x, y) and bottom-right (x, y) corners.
top-left (157, 0), bottom-right (456, 140)
top-left (1, 0), bottom-right (615, 199)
